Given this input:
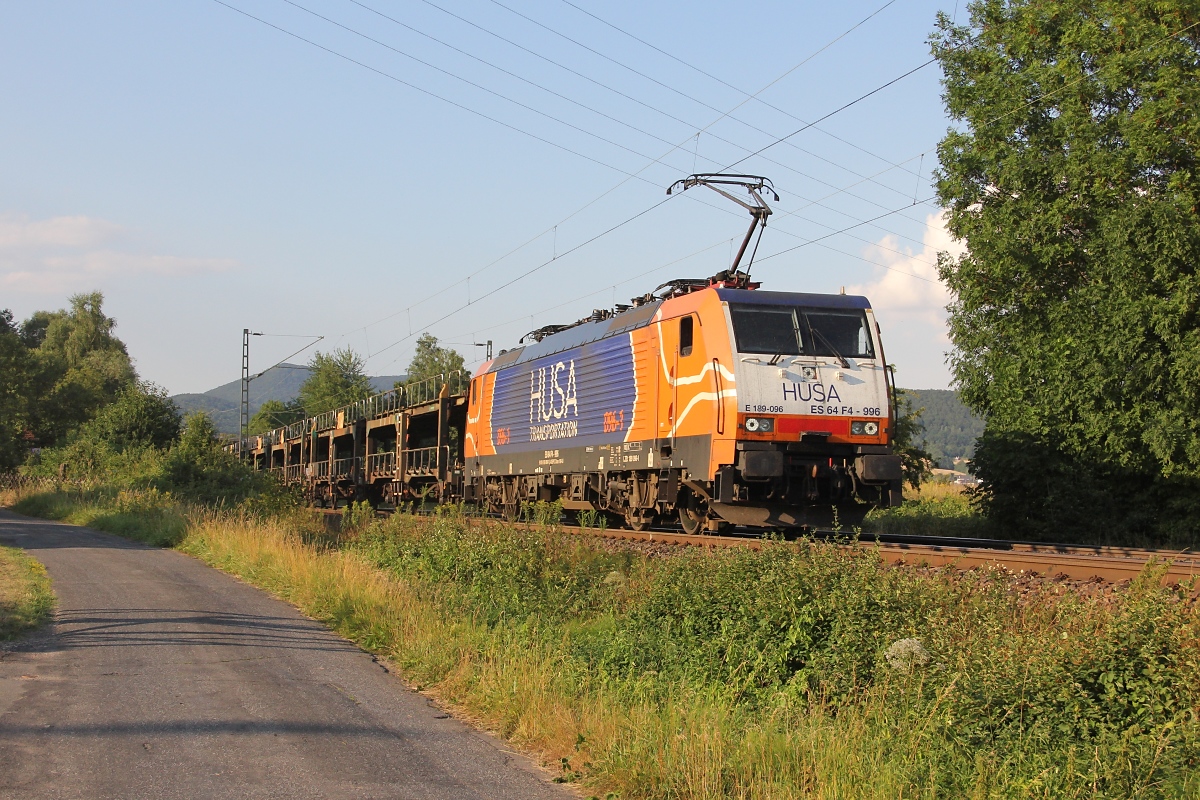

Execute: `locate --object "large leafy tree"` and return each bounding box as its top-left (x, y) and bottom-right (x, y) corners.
top-left (0, 294), bottom-right (137, 460)
top-left (26, 292), bottom-right (138, 447)
top-left (0, 311), bottom-right (33, 470)
top-left (933, 0), bottom-right (1200, 540)
top-left (297, 347), bottom-right (373, 415)
top-left (403, 334), bottom-right (465, 384)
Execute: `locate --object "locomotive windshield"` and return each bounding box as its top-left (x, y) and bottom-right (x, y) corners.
top-left (728, 304), bottom-right (875, 359)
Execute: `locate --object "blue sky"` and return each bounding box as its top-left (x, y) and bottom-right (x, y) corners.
top-left (1, 0), bottom-right (962, 393)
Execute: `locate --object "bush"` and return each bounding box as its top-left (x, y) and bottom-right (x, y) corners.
top-left (155, 413), bottom-right (264, 505)
top-left (971, 427), bottom-right (1200, 547)
top-left (81, 381), bottom-right (181, 452)
top-left (344, 516), bottom-right (1200, 796)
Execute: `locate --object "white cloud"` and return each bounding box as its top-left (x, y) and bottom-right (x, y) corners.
top-left (0, 214), bottom-right (122, 249)
top-left (847, 210), bottom-right (965, 329)
top-left (0, 213), bottom-right (234, 293)
top-left (846, 211), bottom-right (967, 388)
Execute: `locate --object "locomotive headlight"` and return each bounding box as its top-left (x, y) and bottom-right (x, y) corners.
top-left (743, 417), bottom-right (773, 433)
top-left (745, 418), bottom-right (760, 432)
top-left (851, 420), bottom-right (881, 436)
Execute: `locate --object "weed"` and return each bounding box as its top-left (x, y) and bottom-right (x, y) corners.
top-left (341, 500), bottom-right (376, 534)
top-left (577, 508), bottom-right (607, 531)
top-left (521, 500), bottom-right (564, 528)
top-left (7, 486), bottom-right (1199, 799)
top-left (0, 544), bottom-right (54, 640)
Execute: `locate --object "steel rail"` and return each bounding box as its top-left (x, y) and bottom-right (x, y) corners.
top-left (552, 525), bottom-right (1200, 587)
top-left (321, 508), bottom-right (1200, 589)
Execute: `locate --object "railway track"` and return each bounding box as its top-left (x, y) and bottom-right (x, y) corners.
top-left (569, 525), bottom-right (1200, 587)
top-left (322, 508), bottom-right (1200, 589)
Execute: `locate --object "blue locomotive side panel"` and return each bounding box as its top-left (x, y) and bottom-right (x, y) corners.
top-left (490, 333), bottom-right (636, 453)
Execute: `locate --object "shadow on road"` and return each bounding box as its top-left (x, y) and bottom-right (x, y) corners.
top-left (9, 608), bottom-right (362, 656)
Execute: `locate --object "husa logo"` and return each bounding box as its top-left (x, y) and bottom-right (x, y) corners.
top-left (782, 382), bottom-right (843, 403)
top-left (529, 360), bottom-right (579, 423)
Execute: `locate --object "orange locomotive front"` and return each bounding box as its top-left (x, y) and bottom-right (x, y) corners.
top-left (463, 277), bottom-right (903, 532)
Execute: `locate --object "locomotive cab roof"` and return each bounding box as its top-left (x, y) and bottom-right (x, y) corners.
top-left (479, 284), bottom-right (873, 376)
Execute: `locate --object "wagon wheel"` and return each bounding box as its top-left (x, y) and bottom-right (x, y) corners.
top-left (624, 509), bottom-right (655, 532)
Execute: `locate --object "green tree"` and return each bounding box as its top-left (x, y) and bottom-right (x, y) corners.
top-left (0, 311), bottom-right (33, 470)
top-left (932, 0), bottom-right (1200, 541)
top-left (297, 347), bottom-right (372, 415)
top-left (892, 389), bottom-right (933, 490)
top-left (248, 398), bottom-right (305, 434)
top-left (158, 412), bottom-right (259, 505)
top-left (79, 382), bottom-right (182, 452)
top-left (403, 333), bottom-right (465, 384)
top-left (25, 292), bottom-right (137, 447)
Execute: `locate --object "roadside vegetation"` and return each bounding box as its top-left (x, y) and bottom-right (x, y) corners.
top-left (4, 478), bottom-right (1197, 799)
top-left (0, 543), bottom-right (54, 641)
top-left (863, 480), bottom-right (989, 539)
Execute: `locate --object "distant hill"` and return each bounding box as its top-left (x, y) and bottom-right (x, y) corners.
top-left (171, 364), bottom-right (404, 434)
top-left (901, 388), bottom-right (985, 470)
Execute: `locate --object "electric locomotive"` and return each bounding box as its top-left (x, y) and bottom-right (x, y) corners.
top-left (240, 175), bottom-right (904, 529)
top-left (462, 175), bottom-right (902, 531)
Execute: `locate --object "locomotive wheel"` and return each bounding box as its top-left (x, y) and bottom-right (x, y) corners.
top-left (677, 492), bottom-right (705, 535)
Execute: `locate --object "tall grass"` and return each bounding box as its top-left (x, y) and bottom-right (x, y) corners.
top-left (5, 484), bottom-right (1199, 798)
top-left (863, 481), bottom-right (993, 538)
top-left (0, 543), bottom-right (54, 640)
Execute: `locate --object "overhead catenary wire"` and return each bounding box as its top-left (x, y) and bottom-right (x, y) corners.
top-left (553, 0), bottom-right (926, 179)
top-left (210, 0), bottom-right (654, 177)
top-left (328, 0), bottom-right (930, 344)
top-left (485, 0), bottom-right (926, 188)
top-left (411, 0), bottom-right (933, 214)
top-left (335, 0), bottom-right (938, 228)
top-left (212, 0), bottom-right (943, 369)
top-left (281, 0), bottom-right (937, 250)
top-left (719, 58), bottom-right (937, 173)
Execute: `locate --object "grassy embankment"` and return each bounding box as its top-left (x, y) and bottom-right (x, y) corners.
top-left (863, 480), bottom-right (991, 538)
top-left (0, 542), bottom-right (54, 640)
top-left (3, 481), bottom-right (1198, 799)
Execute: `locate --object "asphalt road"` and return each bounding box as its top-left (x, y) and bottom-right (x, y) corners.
top-left (0, 509), bottom-right (574, 800)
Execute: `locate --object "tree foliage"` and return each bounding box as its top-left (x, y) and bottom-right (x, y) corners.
top-left (157, 412), bottom-right (261, 505)
top-left (0, 311), bottom-right (33, 470)
top-left (892, 389), bottom-right (934, 490)
top-left (933, 0), bottom-right (1200, 541)
top-left (297, 347), bottom-right (372, 416)
top-left (0, 294), bottom-right (138, 468)
top-left (403, 334), bottom-right (465, 385)
top-left (78, 382), bottom-right (182, 452)
top-left (26, 292), bottom-right (137, 447)
top-left (248, 399), bottom-right (305, 434)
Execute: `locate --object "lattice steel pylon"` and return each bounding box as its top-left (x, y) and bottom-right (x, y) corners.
top-left (240, 329), bottom-right (251, 458)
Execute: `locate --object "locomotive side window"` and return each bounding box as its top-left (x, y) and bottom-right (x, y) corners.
top-left (679, 315), bottom-right (694, 357)
top-left (729, 305), bottom-right (803, 355)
